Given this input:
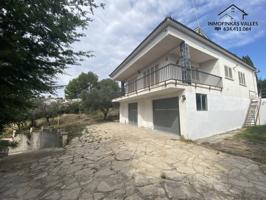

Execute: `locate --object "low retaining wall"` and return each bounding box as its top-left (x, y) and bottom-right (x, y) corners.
top-left (8, 129), bottom-right (68, 155)
top-left (257, 98), bottom-right (266, 125)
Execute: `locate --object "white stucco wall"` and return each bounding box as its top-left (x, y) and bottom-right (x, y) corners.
top-left (138, 98), bottom-right (153, 129)
top-left (119, 85), bottom-right (251, 140)
top-left (119, 102), bottom-right (128, 124)
top-left (257, 98), bottom-right (266, 125)
top-left (184, 87), bottom-right (250, 139)
top-left (219, 58), bottom-right (257, 98)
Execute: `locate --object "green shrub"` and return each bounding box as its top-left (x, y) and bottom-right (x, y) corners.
top-left (0, 140), bottom-right (18, 148)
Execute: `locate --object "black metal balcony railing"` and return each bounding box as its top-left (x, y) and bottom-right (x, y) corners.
top-left (124, 64), bottom-right (223, 94)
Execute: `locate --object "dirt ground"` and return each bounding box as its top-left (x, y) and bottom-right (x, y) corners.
top-left (1, 123), bottom-right (266, 199)
top-left (197, 129), bottom-right (266, 164)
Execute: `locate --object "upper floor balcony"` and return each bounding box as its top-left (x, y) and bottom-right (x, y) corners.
top-left (124, 63), bottom-right (222, 95)
top-left (111, 25), bottom-right (224, 102)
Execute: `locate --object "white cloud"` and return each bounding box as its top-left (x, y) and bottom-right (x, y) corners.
top-left (212, 30), bottom-right (264, 48)
top-left (54, 0), bottom-right (266, 97)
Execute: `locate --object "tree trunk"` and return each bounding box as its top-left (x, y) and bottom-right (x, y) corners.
top-left (46, 116), bottom-right (50, 126)
top-left (16, 122), bottom-right (23, 130)
top-left (103, 112), bottom-right (107, 120)
top-left (101, 108), bottom-right (109, 120)
top-left (31, 118), bottom-right (36, 127)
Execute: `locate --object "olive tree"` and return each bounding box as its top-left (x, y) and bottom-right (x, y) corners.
top-left (81, 79), bottom-right (119, 119)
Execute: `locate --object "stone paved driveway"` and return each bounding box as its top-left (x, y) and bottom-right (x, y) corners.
top-left (1, 122), bottom-right (266, 200)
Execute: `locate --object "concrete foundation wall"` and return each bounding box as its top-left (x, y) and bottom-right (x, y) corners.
top-left (32, 131), bottom-right (61, 150)
top-left (8, 130), bottom-right (63, 155)
top-left (8, 134), bottom-right (31, 155)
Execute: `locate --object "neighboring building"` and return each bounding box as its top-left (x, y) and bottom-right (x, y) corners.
top-left (42, 96), bottom-right (81, 105)
top-left (62, 98), bottom-right (82, 104)
top-left (42, 96), bottom-right (64, 105)
top-left (257, 99), bottom-right (266, 125)
top-left (110, 17), bottom-right (259, 139)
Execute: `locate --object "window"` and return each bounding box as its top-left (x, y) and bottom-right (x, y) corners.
top-left (238, 71), bottom-right (246, 86)
top-left (224, 66), bottom-right (233, 80)
top-left (196, 93), bottom-right (208, 111)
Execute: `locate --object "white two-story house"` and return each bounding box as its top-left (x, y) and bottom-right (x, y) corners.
top-left (110, 17), bottom-right (258, 139)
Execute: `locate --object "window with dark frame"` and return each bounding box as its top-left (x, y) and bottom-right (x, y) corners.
top-left (196, 93), bottom-right (208, 111)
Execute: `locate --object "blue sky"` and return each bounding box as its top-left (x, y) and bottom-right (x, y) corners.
top-left (56, 0), bottom-right (266, 96)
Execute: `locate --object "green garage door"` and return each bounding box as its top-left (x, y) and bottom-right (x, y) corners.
top-left (153, 97), bottom-right (180, 134)
top-left (128, 103), bottom-right (138, 125)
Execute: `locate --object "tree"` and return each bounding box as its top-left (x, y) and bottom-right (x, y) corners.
top-left (28, 98), bottom-right (45, 127)
top-left (82, 79), bottom-right (119, 120)
top-left (0, 1), bottom-right (103, 132)
top-left (27, 98), bottom-right (64, 127)
top-left (65, 72), bottom-right (98, 99)
top-left (12, 109), bottom-right (29, 130)
top-left (64, 101), bottom-right (81, 114)
top-left (257, 78), bottom-right (266, 98)
top-left (242, 55), bottom-right (255, 68)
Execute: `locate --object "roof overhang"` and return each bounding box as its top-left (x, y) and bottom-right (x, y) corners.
top-left (109, 18), bottom-right (169, 80)
top-left (110, 17), bottom-right (256, 80)
top-left (113, 34), bottom-right (182, 80)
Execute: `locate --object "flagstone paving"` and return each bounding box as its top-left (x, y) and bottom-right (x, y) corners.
top-left (1, 122), bottom-right (266, 200)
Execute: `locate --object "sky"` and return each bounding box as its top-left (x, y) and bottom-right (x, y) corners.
top-left (55, 0), bottom-right (266, 97)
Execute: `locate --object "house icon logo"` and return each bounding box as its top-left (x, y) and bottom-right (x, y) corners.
top-left (218, 4), bottom-right (248, 21)
top-left (208, 4), bottom-right (258, 32)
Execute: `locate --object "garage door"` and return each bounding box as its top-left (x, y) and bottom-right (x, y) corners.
top-left (128, 103), bottom-right (138, 125)
top-left (153, 97), bottom-right (180, 134)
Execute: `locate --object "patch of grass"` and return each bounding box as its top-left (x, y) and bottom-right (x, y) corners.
top-left (52, 113), bottom-right (117, 144)
top-left (52, 114), bottom-right (96, 144)
top-left (202, 125), bottom-right (266, 164)
top-left (234, 125), bottom-right (266, 143)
